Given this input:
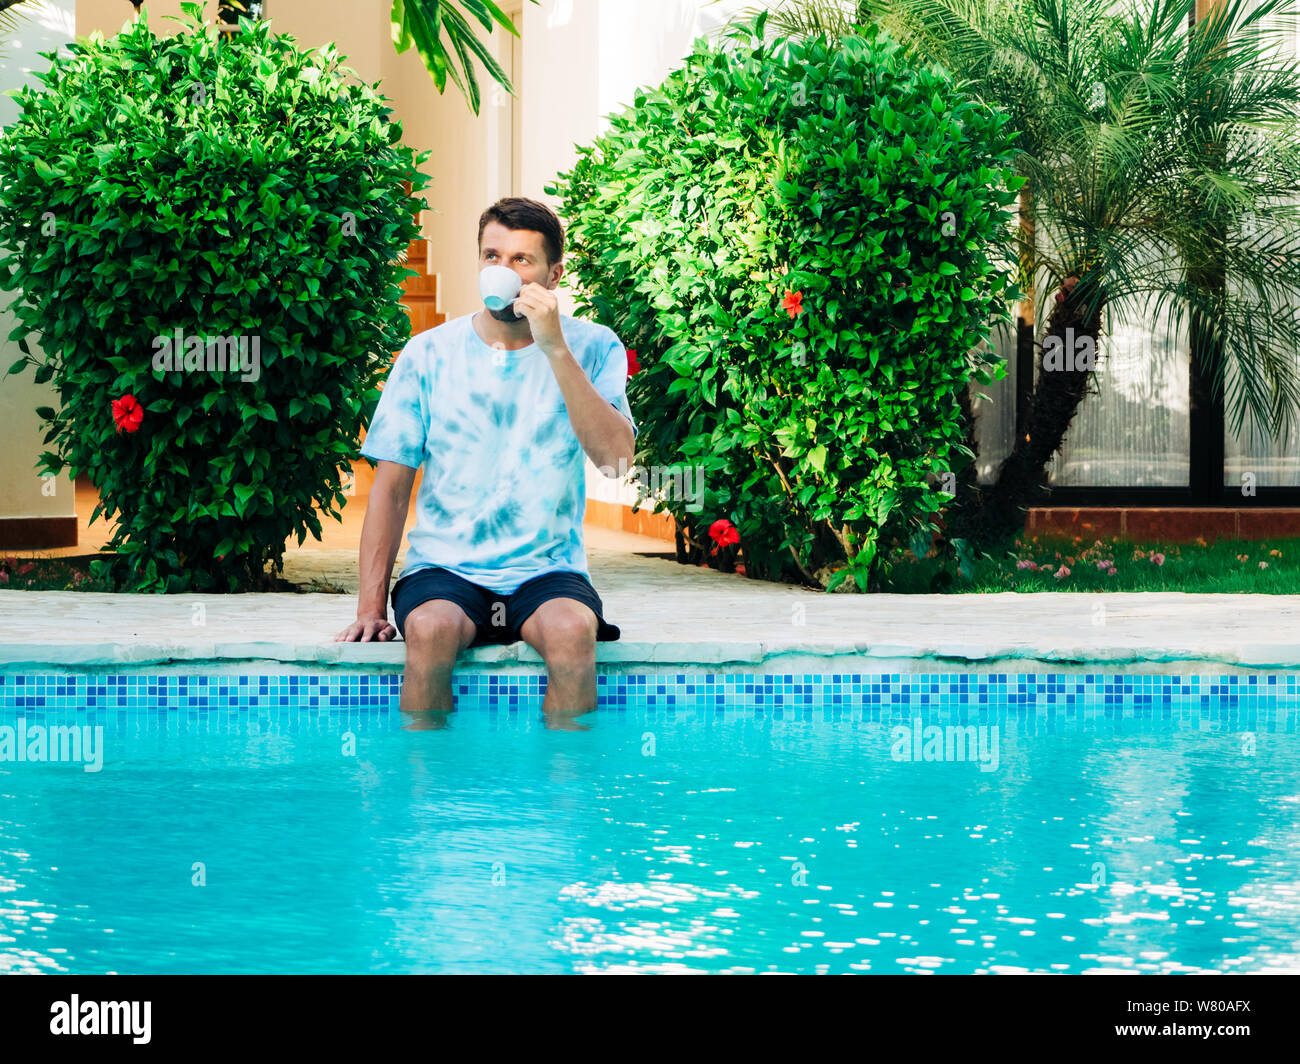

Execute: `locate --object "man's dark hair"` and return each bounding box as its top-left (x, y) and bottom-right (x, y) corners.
top-left (477, 197), bottom-right (564, 268)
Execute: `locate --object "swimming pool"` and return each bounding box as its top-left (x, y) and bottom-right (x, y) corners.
top-left (2, 670), bottom-right (1298, 974)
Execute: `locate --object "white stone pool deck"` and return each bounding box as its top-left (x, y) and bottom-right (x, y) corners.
top-left (3, 540), bottom-right (1300, 674)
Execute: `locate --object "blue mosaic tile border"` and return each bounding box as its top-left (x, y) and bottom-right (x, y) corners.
top-left (2, 671), bottom-right (1299, 718)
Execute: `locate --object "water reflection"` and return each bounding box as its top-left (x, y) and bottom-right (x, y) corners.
top-left (1, 704), bottom-right (1298, 973)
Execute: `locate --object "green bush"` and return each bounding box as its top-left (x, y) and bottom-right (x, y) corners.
top-left (548, 13), bottom-right (1022, 590)
top-left (0, 3), bottom-right (428, 591)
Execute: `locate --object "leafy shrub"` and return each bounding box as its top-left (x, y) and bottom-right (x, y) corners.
top-left (548, 13), bottom-right (1022, 590)
top-left (0, 3), bottom-right (428, 591)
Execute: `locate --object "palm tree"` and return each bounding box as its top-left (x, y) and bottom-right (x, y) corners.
top-left (158, 1), bottom-right (534, 116)
top-left (391, 0), bottom-right (537, 115)
top-left (0, 0), bottom-right (33, 39)
top-left (708, 0), bottom-right (1300, 540)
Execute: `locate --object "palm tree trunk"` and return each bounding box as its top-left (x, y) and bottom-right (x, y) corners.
top-left (976, 279), bottom-right (1106, 536)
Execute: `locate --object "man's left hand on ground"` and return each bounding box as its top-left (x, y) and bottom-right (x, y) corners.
top-left (512, 282), bottom-right (566, 356)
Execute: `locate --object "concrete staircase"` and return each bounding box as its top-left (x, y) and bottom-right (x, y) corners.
top-left (397, 236), bottom-right (446, 337)
top-left (344, 236), bottom-right (445, 501)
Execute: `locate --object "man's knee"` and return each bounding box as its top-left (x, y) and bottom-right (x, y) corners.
top-left (527, 601), bottom-right (598, 661)
top-left (403, 600), bottom-right (475, 654)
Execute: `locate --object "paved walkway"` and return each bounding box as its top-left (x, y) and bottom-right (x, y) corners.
top-left (4, 544), bottom-right (1300, 670)
top-left (6, 481), bottom-right (1300, 672)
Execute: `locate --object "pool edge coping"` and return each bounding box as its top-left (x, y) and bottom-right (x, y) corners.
top-left (6, 639), bottom-right (1300, 672)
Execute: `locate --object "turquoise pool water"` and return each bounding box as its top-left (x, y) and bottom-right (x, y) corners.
top-left (2, 693), bottom-right (1299, 974)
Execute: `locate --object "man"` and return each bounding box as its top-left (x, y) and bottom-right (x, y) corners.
top-left (335, 197), bottom-right (637, 720)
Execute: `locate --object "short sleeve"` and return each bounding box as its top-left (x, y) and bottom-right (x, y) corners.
top-left (360, 337), bottom-right (429, 469)
top-left (591, 328), bottom-right (638, 439)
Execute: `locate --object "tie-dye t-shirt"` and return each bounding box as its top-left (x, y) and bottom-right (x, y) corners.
top-left (360, 311), bottom-right (637, 594)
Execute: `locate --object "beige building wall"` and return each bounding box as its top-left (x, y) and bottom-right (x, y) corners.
top-left (0, 0), bottom-right (78, 544)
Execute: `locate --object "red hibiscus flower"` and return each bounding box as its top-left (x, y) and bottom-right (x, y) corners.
top-left (627, 348), bottom-right (641, 377)
top-left (709, 518), bottom-right (740, 556)
top-left (1054, 275), bottom-right (1080, 305)
top-left (780, 289), bottom-right (803, 318)
top-left (112, 394), bottom-right (144, 434)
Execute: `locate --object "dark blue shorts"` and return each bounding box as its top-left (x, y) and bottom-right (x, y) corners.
top-left (390, 566), bottom-right (621, 647)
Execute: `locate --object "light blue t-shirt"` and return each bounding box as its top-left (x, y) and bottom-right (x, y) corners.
top-left (361, 311), bottom-right (637, 594)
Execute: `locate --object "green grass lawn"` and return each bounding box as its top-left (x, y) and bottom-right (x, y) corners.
top-left (880, 533), bottom-right (1300, 593)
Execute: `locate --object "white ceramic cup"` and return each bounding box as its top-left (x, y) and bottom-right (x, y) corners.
top-left (479, 265), bottom-right (523, 312)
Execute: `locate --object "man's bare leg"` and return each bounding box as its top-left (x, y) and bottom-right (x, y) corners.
top-left (518, 598), bottom-right (599, 722)
top-left (400, 600), bottom-right (477, 712)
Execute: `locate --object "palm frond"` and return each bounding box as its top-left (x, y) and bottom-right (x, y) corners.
top-left (0, 0), bottom-right (36, 60)
top-left (702, 0), bottom-right (860, 43)
top-left (392, 0), bottom-right (528, 116)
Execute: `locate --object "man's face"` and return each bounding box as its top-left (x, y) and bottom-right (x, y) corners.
top-left (479, 221), bottom-right (561, 321)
